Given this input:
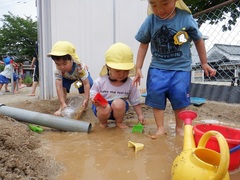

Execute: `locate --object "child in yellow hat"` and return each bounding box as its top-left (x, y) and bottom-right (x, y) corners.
top-left (90, 43), bottom-right (145, 128)
top-left (48, 41), bottom-right (93, 116)
top-left (133, 0), bottom-right (216, 138)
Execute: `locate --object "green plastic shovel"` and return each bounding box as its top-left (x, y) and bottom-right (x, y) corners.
top-left (28, 124), bottom-right (44, 133)
top-left (132, 123), bottom-right (144, 133)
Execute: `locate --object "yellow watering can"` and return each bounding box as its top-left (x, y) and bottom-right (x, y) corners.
top-left (171, 110), bottom-right (230, 180)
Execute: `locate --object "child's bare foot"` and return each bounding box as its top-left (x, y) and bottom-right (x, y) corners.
top-left (176, 127), bottom-right (184, 136)
top-left (14, 90), bottom-right (19, 94)
top-left (19, 84), bottom-right (26, 89)
top-left (28, 93), bottom-right (35, 96)
top-left (116, 123), bottom-right (129, 129)
top-left (99, 123), bottom-right (108, 128)
top-left (148, 127), bottom-right (165, 139)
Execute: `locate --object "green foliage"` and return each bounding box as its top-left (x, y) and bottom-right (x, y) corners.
top-left (185, 0), bottom-right (240, 31)
top-left (0, 12), bottom-right (37, 62)
top-left (0, 64), bottom-right (4, 72)
top-left (23, 75), bottom-right (33, 84)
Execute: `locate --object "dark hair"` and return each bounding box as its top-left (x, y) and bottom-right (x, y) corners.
top-left (51, 54), bottom-right (71, 61)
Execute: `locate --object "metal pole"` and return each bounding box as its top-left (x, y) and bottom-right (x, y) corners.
top-left (10, 59), bottom-right (14, 94)
top-left (113, 0), bottom-right (116, 43)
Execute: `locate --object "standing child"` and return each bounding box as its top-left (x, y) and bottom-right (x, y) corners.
top-left (133, 0), bottom-right (216, 138)
top-left (17, 62), bottom-right (26, 89)
top-left (47, 41), bottom-right (93, 116)
top-left (90, 43), bottom-right (145, 129)
top-left (28, 42), bottom-right (39, 96)
top-left (0, 57), bottom-right (19, 94)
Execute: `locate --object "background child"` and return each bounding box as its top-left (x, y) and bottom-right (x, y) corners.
top-left (28, 42), bottom-right (39, 96)
top-left (0, 57), bottom-right (19, 94)
top-left (47, 41), bottom-right (93, 116)
top-left (17, 62), bottom-right (26, 89)
top-left (90, 42), bottom-right (145, 129)
top-left (133, 0), bottom-right (216, 138)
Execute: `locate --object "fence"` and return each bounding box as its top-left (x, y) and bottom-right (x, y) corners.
top-left (189, 0), bottom-right (240, 103)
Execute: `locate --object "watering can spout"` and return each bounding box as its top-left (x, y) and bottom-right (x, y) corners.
top-left (178, 110), bottom-right (197, 150)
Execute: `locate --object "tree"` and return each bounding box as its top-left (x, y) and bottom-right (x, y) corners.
top-left (0, 12), bottom-right (37, 62)
top-left (185, 0), bottom-right (240, 31)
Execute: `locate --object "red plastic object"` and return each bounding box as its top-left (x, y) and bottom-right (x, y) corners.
top-left (178, 110), bottom-right (197, 125)
top-left (94, 92), bottom-right (108, 107)
top-left (193, 124), bottom-right (240, 171)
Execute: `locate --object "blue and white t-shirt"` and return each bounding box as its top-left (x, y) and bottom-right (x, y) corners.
top-left (135, 8), bottom-right (202, 71)
top-left (54, 62), bottom-right (89, 81)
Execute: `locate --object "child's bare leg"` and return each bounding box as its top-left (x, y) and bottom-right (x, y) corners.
top-left (112, 99), bottom-right (128, 129)
top-left (97, 106), bottom-right (111, 128)
top-left (4, 84), bottom-right (8, 91)
top-left (13, 82), bottom-right (19, 94)
top-left (0, 84), bottom-right (3, 91)
top-left (28, 81), bottom-right (38, 96)
top-left (174, 108), bottom-right (184, 136)
top-left (150, 108), bottom-right (164, 139)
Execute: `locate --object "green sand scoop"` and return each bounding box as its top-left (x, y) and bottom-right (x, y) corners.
top-left (132, 123), bottom-right (144, 133)
top-left (28, 124), bottom-right (44, 133)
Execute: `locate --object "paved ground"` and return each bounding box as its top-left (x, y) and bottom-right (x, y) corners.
top-left (0, 85), bottom-right (40, 104)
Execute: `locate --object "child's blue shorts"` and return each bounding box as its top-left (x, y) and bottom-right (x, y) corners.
top-left (0, 73), bottom-right (18, 84)
top-left (92, 99), bottom-right (129, 120)
top-left (62, 72), bottom-right (93, 93)
top-left (145, 68), bottom-right (191, 110)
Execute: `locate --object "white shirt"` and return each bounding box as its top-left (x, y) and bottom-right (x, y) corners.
top-left (90, 75), bottom-right (142, 106)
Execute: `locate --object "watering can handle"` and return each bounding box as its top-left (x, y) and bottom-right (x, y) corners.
top-left (198, 130), bottom-right (229, 180)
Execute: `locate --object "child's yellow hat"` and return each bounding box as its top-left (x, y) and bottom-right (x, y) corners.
top-left (147, 0), bottom-right (191, 15)
top-left (47, 41), bottom-right (80, 63)
top-left (100, 43), bottom-right (136, 77)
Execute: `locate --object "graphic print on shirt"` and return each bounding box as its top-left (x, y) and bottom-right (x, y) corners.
top-left (152, 25), bottom-right (182, 59)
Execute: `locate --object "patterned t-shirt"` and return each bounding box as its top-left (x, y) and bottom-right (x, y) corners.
top-left (54, 62), bottom-right (89, 81)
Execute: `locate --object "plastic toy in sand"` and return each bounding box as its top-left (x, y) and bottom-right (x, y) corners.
top-left (93, 92), bottom-right (108, 108)
top-left (28, 124), bottom-right (44, 133)
top-left (128, 141), bottom-right (144, 153)
top-left (61, 96), bottom-right (84, 119)
top-left (132, 123), bottom-right (144, 133)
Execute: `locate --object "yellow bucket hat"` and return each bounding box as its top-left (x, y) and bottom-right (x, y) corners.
top-left (147, 0), bottom-right (191, 15)
top-left (100, 42), bottom-right (136, 77)
top-left (47, 41), bottom-right (80, 63)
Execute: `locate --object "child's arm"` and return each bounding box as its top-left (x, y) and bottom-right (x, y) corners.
top-left (82, 78), bottom-right (91, 109)
top-left (194, 39), bottom-right (216, 77)
top-left (133, 43), bottom-right (149, 87)
top-left (133, 104), bottom-right (145, 125)
top-left (31, 57), bottom-right (36, 68)
top-left (55, 79), bottom-right (67, 110)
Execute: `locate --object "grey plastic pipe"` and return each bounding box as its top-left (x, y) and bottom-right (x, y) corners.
top-left (0, 104), bottom-right (92, 133)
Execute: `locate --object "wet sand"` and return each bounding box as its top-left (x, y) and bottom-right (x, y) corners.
top-left (1, 85), bottom-right (240, 179)
top-left (42, 117), bottom-right (240, 180)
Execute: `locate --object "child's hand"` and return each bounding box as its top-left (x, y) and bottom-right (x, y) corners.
top-left (91, 98), bottom-right (101, 107)
top-left (132, 68), bottom-right (143, 87)
top-left (138, 114), bottom-right (146, 125)
top-left (82, 99), bottom-right (89, 109)
top-left (201, 63), bottom-right (216, 77)
top-left (92, 93), bottom-right (108, 108)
